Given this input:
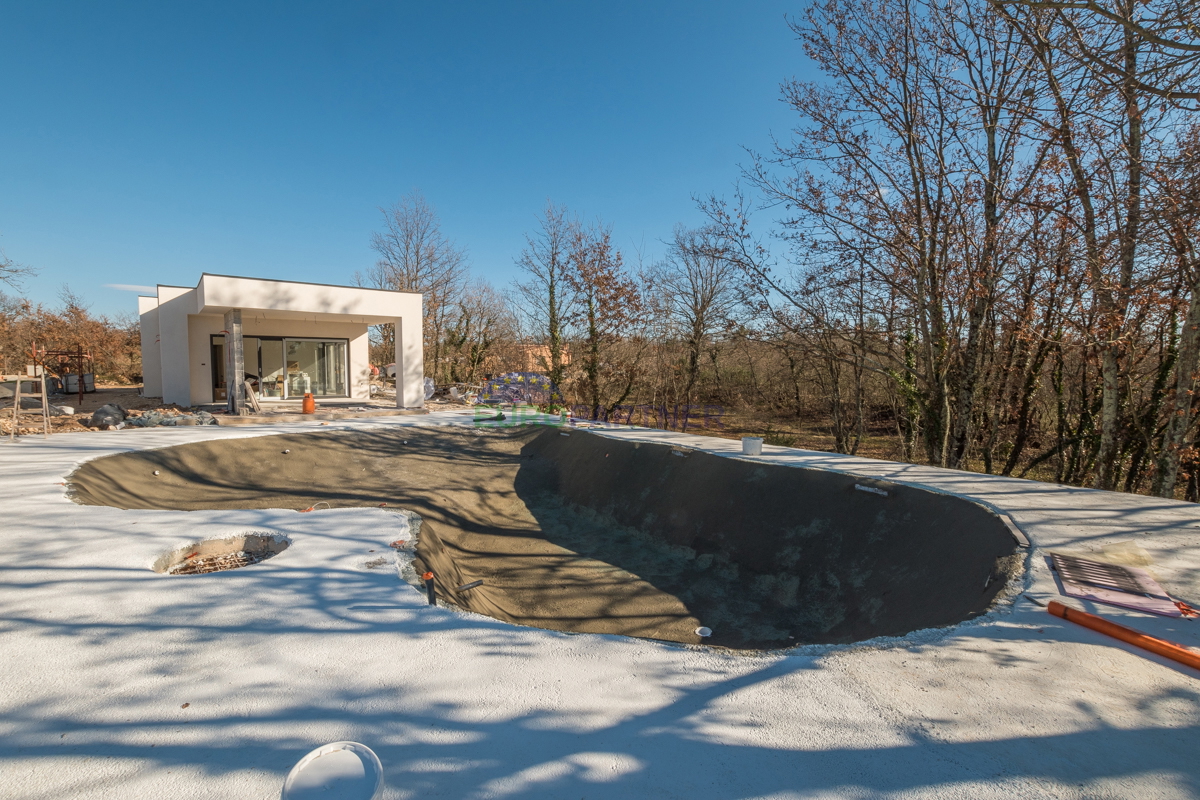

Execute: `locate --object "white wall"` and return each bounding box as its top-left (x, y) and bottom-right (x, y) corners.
top-left (396, 314), bottom-right (424, 408)
top-left (137, 295), bottom-right (162, 398)
top-left (157, 286), bottom-right (197, 406)
top-left (197, 274), bottom-right (420, 320)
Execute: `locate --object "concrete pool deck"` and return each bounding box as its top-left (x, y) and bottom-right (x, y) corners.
top-left (1, 412), bottom-right (1198, 799)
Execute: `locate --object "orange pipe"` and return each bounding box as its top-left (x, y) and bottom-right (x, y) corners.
top-left (1048, 601), bottom-right (1200, 672)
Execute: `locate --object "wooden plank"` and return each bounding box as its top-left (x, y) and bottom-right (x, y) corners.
top-left (243, 380), bottom-right (262, 413)
top-left (11, 373), bottom-right (20, 441)
top-left (40, 372), bottom-right (49, 438)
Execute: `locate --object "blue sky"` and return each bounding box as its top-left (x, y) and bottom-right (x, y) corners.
top-left (1, 2), bottom-right (810, 317)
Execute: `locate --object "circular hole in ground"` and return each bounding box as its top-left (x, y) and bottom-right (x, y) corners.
top-left (153, 532), bottom-right (289, 575)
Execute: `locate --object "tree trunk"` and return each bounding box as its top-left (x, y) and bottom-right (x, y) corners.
top-left (1156, 286), bottom-right (1200, 496)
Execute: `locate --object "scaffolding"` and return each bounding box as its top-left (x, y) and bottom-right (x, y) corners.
top-left (32, 342), bottom-right (95, 408)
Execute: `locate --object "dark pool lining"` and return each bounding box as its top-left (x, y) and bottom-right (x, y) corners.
top-left (66, 425), bottom-right (1022, 648)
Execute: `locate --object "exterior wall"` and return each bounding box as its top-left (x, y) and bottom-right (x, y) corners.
top-left (396, 314), bottom-right (424, 407)
top-left (186, 315), bottom-right (220, 406)
top-left (512, 343), bottom-right (571, 373)
top-left (185, 315), bottom-right (371, 406)
top-left (196, 274), bottom-right (419, 320)
top-left (157, 286), bottom-right (198, 406)
top-left (137, 296), bottom-right (162, 398)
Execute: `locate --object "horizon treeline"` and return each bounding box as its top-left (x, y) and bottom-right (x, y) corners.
top-left (364, 0), bottom-right (1200, 501)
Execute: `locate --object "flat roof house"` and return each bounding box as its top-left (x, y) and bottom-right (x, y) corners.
top-left (138, 274), bottom-right (423, 410)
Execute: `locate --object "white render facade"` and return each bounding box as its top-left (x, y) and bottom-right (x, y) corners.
top-left (138, 274), bottom-right (423, 408)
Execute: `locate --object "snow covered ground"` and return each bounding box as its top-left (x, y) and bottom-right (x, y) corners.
top-left (1, 412), bottom-right (1198, 799)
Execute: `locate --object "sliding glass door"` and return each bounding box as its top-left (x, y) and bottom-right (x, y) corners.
top-left (211, 336), bottom-right (348, 399)
top-left (260, 339), bottom-right (285, 398)
top-left (285, 339), bottom-right (347, 398)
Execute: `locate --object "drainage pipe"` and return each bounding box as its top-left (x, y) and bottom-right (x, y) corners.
top-left (1048, 601), bottom-right (1200, 672)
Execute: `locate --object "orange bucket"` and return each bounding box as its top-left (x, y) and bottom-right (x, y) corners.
top-left (301, 393), bottom-right (316, 414)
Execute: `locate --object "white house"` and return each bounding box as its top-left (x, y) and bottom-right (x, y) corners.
top-left (138, 274), bottom-right (423, 409)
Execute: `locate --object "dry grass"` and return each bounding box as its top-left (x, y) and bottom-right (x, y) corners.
top-left (629, 406), bottom-right (906, 462)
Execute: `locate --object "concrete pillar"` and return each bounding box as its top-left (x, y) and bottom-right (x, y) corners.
top-left (394, 315), bottom-right (425, 408)
top-left (223, 308), bottom-right (246, 415)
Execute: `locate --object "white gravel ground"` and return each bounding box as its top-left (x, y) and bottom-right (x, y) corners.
top-left (1, 412), bottom-right (1198, 799)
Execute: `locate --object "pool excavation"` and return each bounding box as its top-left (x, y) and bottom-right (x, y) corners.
top-left (68, 425), bottom-right (1023, 649)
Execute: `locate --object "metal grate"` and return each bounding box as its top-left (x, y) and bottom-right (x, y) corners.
top-left (1049, 552), bottom-right (1195, 618)
top-left (1050, 553), bottom-right (1158, 596)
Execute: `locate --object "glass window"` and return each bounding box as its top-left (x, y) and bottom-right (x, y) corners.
top-left (243, 338), bottom-right (261, 381)
top-left (211, 335), bottom-right (225, 391)
top-left (285, 339), bottom-right (347, 397)
top-left (211, 336), bottom-right (348, 399)
top-left (260, 340), bottom-right (285, 398)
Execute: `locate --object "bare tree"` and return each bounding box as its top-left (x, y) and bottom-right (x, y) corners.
top-left (0, 247), bottom-right (34, 290)
top-left (567, 221), bottom-right (644, 420)
top-left (1152, 124), bottom-right (1200, 495)
top-left (512, 203), bottom-right (575, 400)
top-left (443, 280), bottom-right (515, 385)
top-left (359, 191), bottom-right (468, 381)
top-left (706, 0), bottom-right (1038, 466)
top-left (651, 226), bottom-right (741, 429)
top-left (999, 0), bottom-right (1190, 488)
top-left (994, 0), bottom-right (1200, 103)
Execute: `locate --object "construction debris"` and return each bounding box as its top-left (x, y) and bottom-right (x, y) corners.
top-left (166, 549), bottom-right (269, 575)
top-left (90, 404), bottom-right (127, 429)
top-left (126, 409), bottom-right (218, 428)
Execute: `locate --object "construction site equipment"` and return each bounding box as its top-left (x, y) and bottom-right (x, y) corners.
top-left (30, 342), bottom-right (95, 409)
top-left (1048, 600), bottom-right (1200, 672)
top-left (63, 373), bottom-right (95, 394)
top-left (3, 373), bottom-right (51, 441)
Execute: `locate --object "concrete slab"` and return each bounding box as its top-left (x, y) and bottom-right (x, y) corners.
top-left (2, 413), bottom-right (1198, 799)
